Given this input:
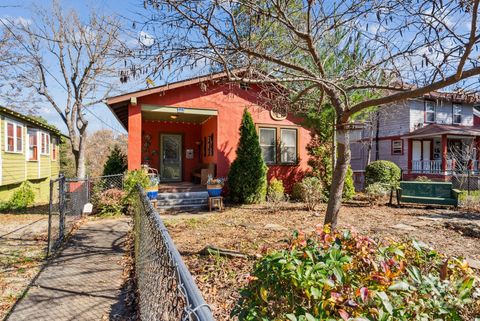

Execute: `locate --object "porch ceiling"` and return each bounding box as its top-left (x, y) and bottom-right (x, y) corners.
top-left (142, 110), bottom-right (213, 124)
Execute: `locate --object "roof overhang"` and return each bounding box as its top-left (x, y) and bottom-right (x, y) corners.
top-left (402, 124), bottom-right (480, 139)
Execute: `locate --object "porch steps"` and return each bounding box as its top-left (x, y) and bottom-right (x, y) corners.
top-left (156, 191), bottom-right (209, 212)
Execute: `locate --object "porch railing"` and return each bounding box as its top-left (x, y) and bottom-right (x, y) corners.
top-left (412, 160), bottom-right (442, 173)
top-left (412, 159), bottom-right (479, 174)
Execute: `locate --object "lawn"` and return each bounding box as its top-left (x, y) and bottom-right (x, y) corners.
top-left (163, 200), bottom-right (480, 320)
top-left (0, 213), bottom-right (49, 320)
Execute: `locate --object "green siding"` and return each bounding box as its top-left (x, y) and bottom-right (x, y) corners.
top-left (39, 155), bottom-right (51, 178)
top-left (0, 178), bottom-right (50, 204)
top-left (0, 112), bottom-right (60, 204)
top-left (51, 159), bottom-right (59, 178)
top-left (27, 161), bottom-right (38, 180)
top-left (1, 116), bottom-right (27, 185)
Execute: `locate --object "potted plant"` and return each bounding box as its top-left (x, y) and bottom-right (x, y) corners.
top-left (206, 175), bottom-right (225, 197)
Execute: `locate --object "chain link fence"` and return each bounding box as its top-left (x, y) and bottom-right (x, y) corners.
top-left (401, 170), bottom-right (480, 192)
top-left (134, 185), bottom-right (214, 321)
top-left (47, 173), bottom-right (124, 256)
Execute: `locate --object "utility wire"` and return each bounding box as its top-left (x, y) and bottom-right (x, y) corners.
top-left (1, 17), bottom-right (125, 135)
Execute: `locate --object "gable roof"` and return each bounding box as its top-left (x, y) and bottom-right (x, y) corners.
top-left (106, 69), bottom-right (258, 129)
top-left (0, 106), bottom-right (63, 136)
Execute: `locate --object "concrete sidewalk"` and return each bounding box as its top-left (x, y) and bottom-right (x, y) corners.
top-left (8, 217), bottom-right (131, 321)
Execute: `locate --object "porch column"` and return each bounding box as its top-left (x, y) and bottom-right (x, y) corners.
top-left (128, 103), bottom-right (142, 170)
top-left (441, 134), bottom-right (447, 173)
top-left (407, 139), bottom-right (412, 171)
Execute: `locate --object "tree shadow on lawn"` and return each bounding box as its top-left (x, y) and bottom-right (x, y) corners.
top-left (0, 203), bottom-right (50, 215)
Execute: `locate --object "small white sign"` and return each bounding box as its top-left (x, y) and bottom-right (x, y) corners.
top-left (186, 149), bottom-right (194, 159)
top-left (83, 203), bottom-right (93, 215)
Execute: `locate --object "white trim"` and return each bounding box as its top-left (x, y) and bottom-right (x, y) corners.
top-left (40, 131), bottom-right (51, 155)
top-left (24, 126), bottom-right (27, 180)
top-left (37, 131), bottom-right (41, 178)
top-left (4, 117), bottom-right (24, 154)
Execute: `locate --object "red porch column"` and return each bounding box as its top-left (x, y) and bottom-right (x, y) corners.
top-left (128, 103), bottom-right (142, 170)
top-left (441, 134), bottom-right (447, 173)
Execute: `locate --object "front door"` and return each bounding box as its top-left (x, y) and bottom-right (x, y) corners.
top-left (160, 134), bottom-right (182, 181)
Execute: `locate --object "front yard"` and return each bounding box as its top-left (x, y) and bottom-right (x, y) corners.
top-left (0, 213), bottom-right (49, 320)
top-left (164, 201), bottom-right (480, 320)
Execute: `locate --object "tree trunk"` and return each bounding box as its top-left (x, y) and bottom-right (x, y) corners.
top-left (75, 134), bottom-right (87, 178)
top-left (324, 128), bottom-right (351, 229)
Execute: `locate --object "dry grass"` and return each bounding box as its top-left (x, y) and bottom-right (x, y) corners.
top-left (163, 200), bottom-right (480, 320)
top-left (0, 214), bottom-right (48, 320)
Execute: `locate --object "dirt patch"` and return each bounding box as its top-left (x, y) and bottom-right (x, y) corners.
top-left (0, 214), bottom-right (49, 320)
top-left (163, 201), bottom-right (480, 320)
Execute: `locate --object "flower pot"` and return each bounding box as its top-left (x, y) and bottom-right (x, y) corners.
top-left (207, 184), bottom-right (223, 197)
top-left (146, 185), bottom-right (158, 200)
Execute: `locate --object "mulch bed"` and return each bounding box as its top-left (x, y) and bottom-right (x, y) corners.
top-left (164, 200), bottom-right (480, 320)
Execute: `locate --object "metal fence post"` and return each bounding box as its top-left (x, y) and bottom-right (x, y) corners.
top-left (46, 179), bottom-right (54, 256)
top-left (59, 174), bottom-right (65, 241)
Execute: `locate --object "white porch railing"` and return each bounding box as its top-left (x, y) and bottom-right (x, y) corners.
top-left (412, 159), bottom-right (480, 173)
top-left (412, 160), bottom-right (442, 173)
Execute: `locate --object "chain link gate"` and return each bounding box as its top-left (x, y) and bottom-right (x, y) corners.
top-left (134, 185), bottom-right (215, 321)
top-left (47, 174), bottom-right (124, 256)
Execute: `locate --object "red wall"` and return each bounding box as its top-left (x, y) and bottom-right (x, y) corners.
top-left (142, 121), bottom-right (202, 181)
top-left (200, 116), bottom-right (218, 165)
top-left (134, 83), bottom-right (311, 189)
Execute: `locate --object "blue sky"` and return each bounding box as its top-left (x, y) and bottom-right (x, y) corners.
top-left (1, 0), bottom-right (148, 135)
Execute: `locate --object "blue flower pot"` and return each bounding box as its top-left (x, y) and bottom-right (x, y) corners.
top-left (207, 185), bottom-right (222, 197)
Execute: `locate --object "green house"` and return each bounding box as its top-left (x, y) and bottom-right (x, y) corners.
top-left (0, 106), bottom-right (63, 204)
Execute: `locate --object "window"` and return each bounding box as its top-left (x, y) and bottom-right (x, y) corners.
top-left (392, 139), bottom-right (403, 155)
top-left (425, 100), bottom-right (436, 123)
top-left (52, 137), bottom-right (57, 160)
top-left (453, 104), bottom-right (462, 124)
top-left (259, 126), bottom-right (299, 164)
top-left (280, 128), bottom-right (297, 163)
top-left (259, 127), bottom-right (276, 163)
top-left (40, 132), bottom-right (50, 155)
top-left (28, 129), bottom-right (38, 161)
top-left (5, 120), bottom-right (23, 153)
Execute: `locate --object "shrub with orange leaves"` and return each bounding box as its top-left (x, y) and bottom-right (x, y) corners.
top-left (232, 225), bottom-right (480, 321)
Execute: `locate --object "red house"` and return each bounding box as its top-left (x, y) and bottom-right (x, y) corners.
top-left (106, 71), bottom-right (312, 191)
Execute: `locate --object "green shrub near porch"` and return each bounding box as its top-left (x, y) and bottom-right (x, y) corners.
top-left (228, 109), bottom-right (268, 204)
top-left (365, 160), bottom-right (401, 188)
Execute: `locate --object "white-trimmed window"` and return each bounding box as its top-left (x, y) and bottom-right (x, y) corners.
top-left (259, 127), bottom-right (276, 164)
top-left (280, 128), bottom-right (297, 163)
top-left (40, 132), bottom-right (50, 155)
top-left (52, 137), bottom-right (58, 161)
top-left (453, 104), bottom-right (462, 124)
top-left (28, 129), bottom-right (38, 161)
top-left (5, 120), bottom-right (23, 153)
top-left (392, 139), bottom-right (403, 155)
top-left (425, 100), bottom-right (436, 123)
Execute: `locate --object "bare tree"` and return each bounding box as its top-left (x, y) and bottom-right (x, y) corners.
top-left (139, 0), bottom-right (480, 227)
top-left (1, 2), bottom-right (125, 178)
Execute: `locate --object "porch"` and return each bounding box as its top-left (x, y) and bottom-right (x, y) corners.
top-left (405, 124), bottom-right (480, 176)
top-left (130, 104), bottom-right (219, 184)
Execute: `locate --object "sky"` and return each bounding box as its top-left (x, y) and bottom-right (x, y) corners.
top-left (1, 0), bottom-right (150, 135)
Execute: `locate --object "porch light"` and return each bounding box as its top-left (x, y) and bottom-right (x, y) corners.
top-left (170, 115), bottom-right (178, 119)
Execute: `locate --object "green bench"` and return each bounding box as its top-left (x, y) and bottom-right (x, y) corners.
top-left (396, 181), bottom-right (461, 207)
